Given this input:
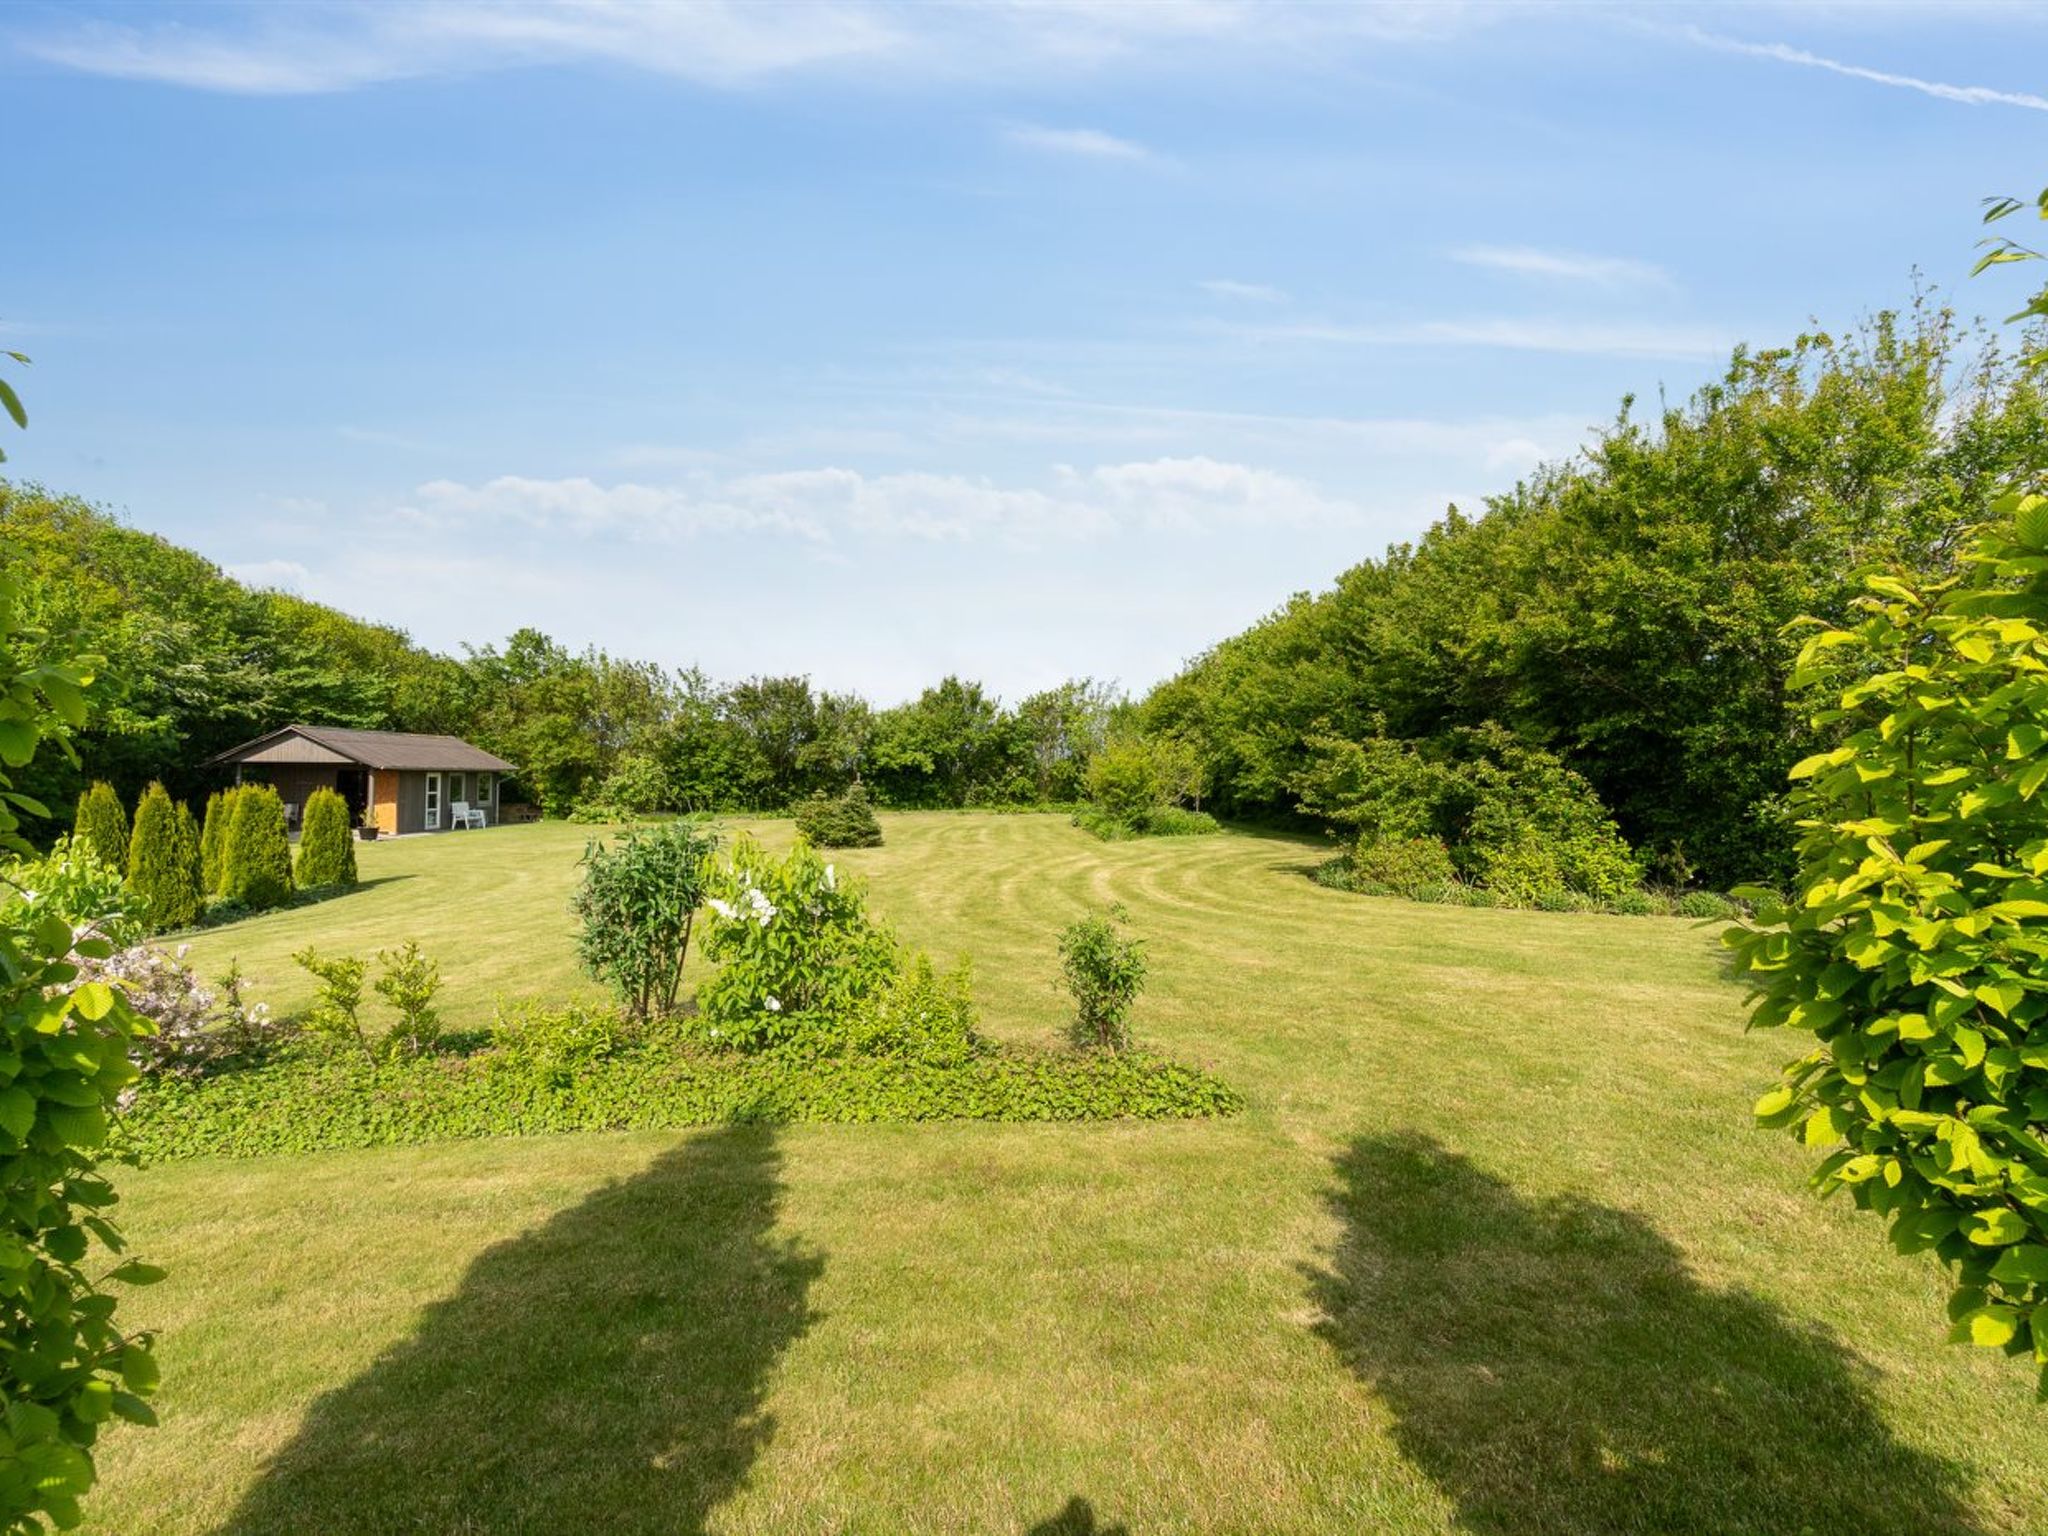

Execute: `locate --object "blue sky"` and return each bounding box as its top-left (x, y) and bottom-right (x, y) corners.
top-left (7, 2), bottom-right (2048, 702)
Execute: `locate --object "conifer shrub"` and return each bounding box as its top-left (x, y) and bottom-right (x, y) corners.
top-left (198, 789), bottom-right (233, 894)
top-left (124, 782), bottom-right (199, 932)
top-left (219, 785), bottom-right (293, 911)
top-left (71, 781), bottom-right (127, 874)
top-left (792, 785), bottom-right (883, 848)
top-left (172, 802), bottom-right (203, 917)
top-left (294, 788), bottom-right (357, 889)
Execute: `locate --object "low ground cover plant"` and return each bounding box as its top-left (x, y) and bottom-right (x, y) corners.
top-left (792, 784), bottom-right (883, 847)
top-left (114, 1005), bottom-right (1243, 1162)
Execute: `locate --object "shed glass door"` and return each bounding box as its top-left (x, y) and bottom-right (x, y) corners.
top-left (424, 772), bottom-right (441, 830)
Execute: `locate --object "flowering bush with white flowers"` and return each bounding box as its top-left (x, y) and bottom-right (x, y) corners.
top-left (697, 836), bottom-right (902, 1050)
top-left (78, 945), bottom-right (283, 1084)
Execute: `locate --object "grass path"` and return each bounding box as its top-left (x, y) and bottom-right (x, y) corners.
top-left (87, 815), bottom-right (2048, 1533)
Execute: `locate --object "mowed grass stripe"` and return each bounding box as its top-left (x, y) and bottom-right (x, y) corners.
top-left (88, 814), bottom-right (2048, 1534)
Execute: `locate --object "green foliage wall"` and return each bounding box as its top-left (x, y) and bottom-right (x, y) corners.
top-left (218, 784), bottom-right (293, 911)
top-left (1140, 311), bottom-right (2048, 887)
top-left (293, 787), bottom-right (356, 890)
top-left (71, 782), bottom-right (126, 875)
top-left (124, 782), bottom-right (199, 932)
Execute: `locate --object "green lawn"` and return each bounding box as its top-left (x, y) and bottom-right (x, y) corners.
top-left (87, 814), bottom-right (2047, 1534)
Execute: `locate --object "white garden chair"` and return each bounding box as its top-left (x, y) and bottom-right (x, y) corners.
top-left (450, 800), bottom-right (487, 830)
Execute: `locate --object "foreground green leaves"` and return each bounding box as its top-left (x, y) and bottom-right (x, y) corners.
top-left (0, 574), bottom-right (160, 1530)
top-left (1730, 493), bottom-right (2048, 1396)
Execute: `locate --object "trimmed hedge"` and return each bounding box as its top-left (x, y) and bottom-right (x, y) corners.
top-left (114, 1028), bottom-right (1244, 1162)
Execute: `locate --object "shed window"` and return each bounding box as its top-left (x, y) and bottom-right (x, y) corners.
top-left (477, 772), bottom-right (492, 802)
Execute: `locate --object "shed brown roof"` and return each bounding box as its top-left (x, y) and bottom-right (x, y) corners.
top-left (206, 725), bottom-right (516, 773)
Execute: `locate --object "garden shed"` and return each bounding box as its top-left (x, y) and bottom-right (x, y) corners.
top-left (204, 725), bottom-right (516, 835)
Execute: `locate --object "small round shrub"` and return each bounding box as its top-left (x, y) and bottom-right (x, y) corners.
top-left (219, 784), bottom-right (293, 911)
top-left (1137, 806), bottom-right (1220, 837)
top-left (1350, 836), bottom-right (1457, 899)
top-left (1610, 888), bottom-right (1669, 917)
top-left (792, 786), bottom-right (883, 848)
top-left (72, 780), bottom-right (128, 875)
top-left (1675, 889), bottom-right (1741, 920)
top-left (294, 787), bottom-right (358, 889)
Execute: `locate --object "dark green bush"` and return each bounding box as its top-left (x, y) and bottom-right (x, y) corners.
top-left (294, 787), bottom-right (357, 890)
top-left (125, 782), bottom-right (199, 932)
top-left (113, 1013), bottom-right (1244, 1162)
top-left (219, 785), bottom-right (293, 911)
top-left (791, 786), bottom-right (883, 848)
top-left (572, 819), bottom-right (719, 1020)
top-left (71, 781), bottom-right (127, 875)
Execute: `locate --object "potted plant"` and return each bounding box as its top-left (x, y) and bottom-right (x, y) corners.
top-left (357, 804), bottom-right (381, 841)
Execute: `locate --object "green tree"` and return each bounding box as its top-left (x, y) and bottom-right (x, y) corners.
top-left (71, 781), bottom-right (126, 874)
top-left (219, 784), bottom-right (293, 910)
top-left (124, 782), bottom-right (198, 931)
top-left (294, 787), bottom-right (357, 889)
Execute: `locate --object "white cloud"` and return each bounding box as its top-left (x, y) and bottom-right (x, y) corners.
top-left (1199, 279), bottom-right (1288, 303)
top-left (1449, 245), bottom-right (1671, 288)
top-left (1228, 315), bottom-right (1732, 360)
top-left (1686, 28), bottom-right (2048, 112)
top-left (400, 456), bottom-right (1364, 548)
top-left (1003, 124), bottom-right (1154, 162)
top-left (16, 0), bottom-right (1497, 95)
top-left (20, 1), bottom-right (904, 94)
top-left (225, 558), bottom-right (311, 592)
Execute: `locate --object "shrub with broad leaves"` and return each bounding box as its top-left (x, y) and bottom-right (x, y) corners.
top-left (1728, 490), bottom-right (2048, 1394)
top-left (1058, 905), bottom-right (1147, 1051)
top-left (697, 836), bottom-right (901, 1050)
top-left (0, 572), bottom-right (162, 1529)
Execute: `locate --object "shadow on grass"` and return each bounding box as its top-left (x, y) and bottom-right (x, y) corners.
top-left (1306, 1133), bottom-right (1986, 1536)
top-left (1025, 1496), bottom-right (1130, 1534)
top-left (213, 1126), bottom-right (820, 1536)
top-left (187, 873), bottom-right (417, 932)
